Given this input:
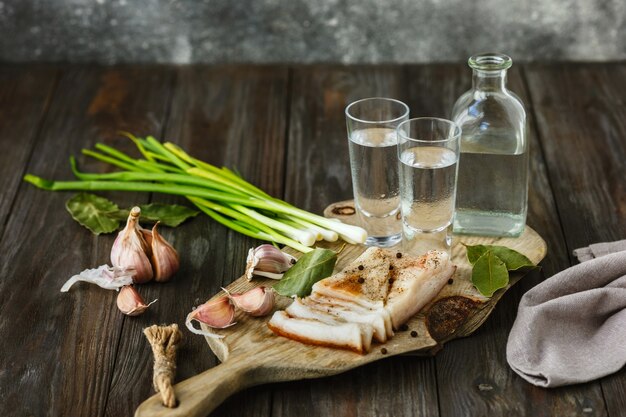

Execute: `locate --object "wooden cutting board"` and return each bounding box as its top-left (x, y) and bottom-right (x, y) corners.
top-left (135, 200), bottom-right (547, 417)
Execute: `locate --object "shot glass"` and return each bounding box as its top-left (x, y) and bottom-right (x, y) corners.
top-left (397, 118), bottom-right (461, 256)
top-left (345, 97), bottom-right (410, 247)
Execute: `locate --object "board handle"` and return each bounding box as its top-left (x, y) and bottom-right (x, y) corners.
top-left (134, 359), bottom-right (256, 417)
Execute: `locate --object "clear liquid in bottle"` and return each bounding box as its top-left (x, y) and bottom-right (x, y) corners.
top-left (451, 53), bottom-right (529, 237)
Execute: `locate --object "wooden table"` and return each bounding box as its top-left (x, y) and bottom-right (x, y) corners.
top-left (0, 63), bottom-right (624, 417)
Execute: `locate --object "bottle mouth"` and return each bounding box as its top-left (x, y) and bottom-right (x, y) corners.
top-left (469, 53), bottom-right (512, 71)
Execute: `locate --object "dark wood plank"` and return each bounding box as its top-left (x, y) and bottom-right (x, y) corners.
top-left (273, 65), bottom-right (441, 417)
top-left (405, 63), bottom-right (608, 416)
top-left (3, 62), bottom-right (621, 417)
top-left (103, 65), bottom-right (289, 417)
top-left (0, 66), bottom-right (173, 417)
top-left (272, 357), bottom-right (438, 417)
top-left (525, 62), bottom-right (626, 417)
top-left (0, 65), bottom-right (58, 237)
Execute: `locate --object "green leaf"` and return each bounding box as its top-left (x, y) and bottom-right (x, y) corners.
top-left (490, 246), bottom-right (535, 271)
top-left (465, 244), bottom-right (534, 271)
top-left (465, 244), bottom-right (488, 265)
top-left (113, 203), bottom-right (200, 227)
top-left (273, 248), bottom-right (337, 297)
top-left (65, 193), bottom-right (121, 235)
top-left (471, 251), bottom-right (510, 297)
top-left (66, 193), bottom-right (199, 234)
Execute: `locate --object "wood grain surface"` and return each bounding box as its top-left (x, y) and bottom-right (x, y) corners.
top-left (525, 62), bottom-right (626, 417)
top-left (0, 63), bottom-right (624, 417)
top-left (0, 66), bottom-right (171, 417)
top-left (0, 65), bottom-right (58, 237)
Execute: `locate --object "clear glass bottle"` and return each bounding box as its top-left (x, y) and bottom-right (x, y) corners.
top-left (451, 53), bottom-right (529, 237)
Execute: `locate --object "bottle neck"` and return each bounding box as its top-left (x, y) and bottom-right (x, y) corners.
top-left (472, 69), bottom-right (507, 92)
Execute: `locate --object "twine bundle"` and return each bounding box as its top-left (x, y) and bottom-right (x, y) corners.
top-left (143, 324), bottom-right (183, 408)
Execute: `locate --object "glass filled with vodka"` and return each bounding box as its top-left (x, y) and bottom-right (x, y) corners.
top-left (345, 98), bottom-right (410, 247)
top-left (397, 118), bottom-right (461, 256)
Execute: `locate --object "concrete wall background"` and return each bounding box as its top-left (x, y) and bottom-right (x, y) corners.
top-left (0, 0), bottom-right (624, 64)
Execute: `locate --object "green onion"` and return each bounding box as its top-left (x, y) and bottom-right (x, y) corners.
top-left (23, 136), bottom-right (368, 253)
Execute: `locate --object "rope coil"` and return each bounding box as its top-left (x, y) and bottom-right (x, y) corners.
top-left (143, 324), bottom-right (183, 408)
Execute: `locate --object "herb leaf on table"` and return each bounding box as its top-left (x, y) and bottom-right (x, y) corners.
top-left (65, 192), bottom-right (120, 234)
top-left (65, 193), bottom-right (199, 234)
top-left (465, 244), bottom-right (534, 271)
top-left (465, 244), bottom-right (536, 297)
top-left (273, 248), bottom-right (337, 297)
top-left (471, 250), bottom-right (509, 297)
top-left (111, 203), bottom-right (200, 227)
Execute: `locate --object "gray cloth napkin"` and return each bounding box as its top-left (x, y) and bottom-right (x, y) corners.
top-left (506, 240), bottom-right (626, 387)
top-left (572, 239), bottom-right (626, 262)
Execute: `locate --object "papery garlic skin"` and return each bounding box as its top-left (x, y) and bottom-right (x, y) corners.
top-left (150, 222), bottom-right (180, 282)
top-left (227, 286), bottom-right (274, 317)
top-left (185, 296), bottom-right (236, 338)
top-left (61, 265), bottom-right (135, 292)
top-left (245, 244), bottom-right (296, 281)
top-left (111, 207), bottom-right (154, 284)
top-left (116, 285), bottom-right (157, 316)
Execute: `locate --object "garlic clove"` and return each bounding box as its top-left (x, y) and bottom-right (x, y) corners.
top-left (226, 286), bottom-right (275, 317)
top-left (150, 222), bottom-right (180, 282)
top-left (140, 226), bottom-right (153, 246)
top-left (117, 244), bottom-right (153, 284)
top-left (185, 296), bottom-right (236, 338)
top-left (111, 207), bottom-right (154, 284)
top-left (245, 244), bottom-right (297, 281)
top-left (116, 285), bottom-right (157, 316)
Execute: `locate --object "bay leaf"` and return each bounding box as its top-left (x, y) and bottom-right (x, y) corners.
top-left (273, 248), bottom-right (337, 297)
top-left (65, 193), bottom-right (120, 235)
top-left (471, 250), bottom-right (509, 297)
top-left (113, 203), bottom-right (200, 227)
top-left (465, 244), bottom-right (534, 271)
top-left (465, 244), bottom-right (489, 265)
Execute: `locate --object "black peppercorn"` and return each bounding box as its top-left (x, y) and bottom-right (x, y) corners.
top-left (381, 347), bottom-right (388, 354)
top-left (358, 277), bottom-right (365, 284)
top-left (448, 278), bottom-right (454, 285)
top-left (358, 265), bottom-right (364, 271)
top-left (410, 331), bottom-right (418, 337)
top-left (396, 252), bottom-right (402, 259)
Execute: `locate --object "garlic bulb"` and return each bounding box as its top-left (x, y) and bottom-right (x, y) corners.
top-left (185, 296), bottom-right (236, 338)
top-left (226, 286), bottom-right (274, 317)
top-left (245, 244), bottom-right (296, 281)
top-left (149, 222), bottom-right (179, 282)
top-left (111, 207), bottom-right (153, 283)
top-left (116, 285), bottom-right (157, 316)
